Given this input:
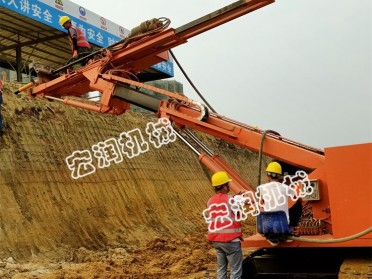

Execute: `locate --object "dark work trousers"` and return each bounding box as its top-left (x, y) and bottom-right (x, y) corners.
top-left (71, 47), bottom-right (92, 69)
top-left (289, 201), bottom-right (303, 227)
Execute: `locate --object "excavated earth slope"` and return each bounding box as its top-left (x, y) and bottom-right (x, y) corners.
top-left (0, 83), bottom-right (260, 278)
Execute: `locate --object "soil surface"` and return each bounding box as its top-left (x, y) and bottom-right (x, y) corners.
top-left (0, 233), bottom-right (214, 278)
top-left (0, 82), bottom-right (259, 278)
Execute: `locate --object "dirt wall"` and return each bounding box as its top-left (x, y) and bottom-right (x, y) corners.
top-left (0, 84), bottom-right (260, 263)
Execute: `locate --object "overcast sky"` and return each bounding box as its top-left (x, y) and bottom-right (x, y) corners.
top-left (71, 0), bottom-right (371, 149)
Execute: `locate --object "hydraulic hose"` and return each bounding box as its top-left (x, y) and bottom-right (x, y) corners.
top-left (288, 227), bottom-right (372, 243)
top-left (257, 129), bottom-right (281, 186)
top-left (169, 49), bottom-right (217, 113)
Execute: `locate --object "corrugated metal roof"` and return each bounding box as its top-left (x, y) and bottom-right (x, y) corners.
top-left (0, 5), bottom-right (77, 72)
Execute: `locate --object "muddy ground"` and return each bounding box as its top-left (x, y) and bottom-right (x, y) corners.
top-left (0, 233), bottom-right (218, 278)
top-left (0, 231), bottom-right (260, 279)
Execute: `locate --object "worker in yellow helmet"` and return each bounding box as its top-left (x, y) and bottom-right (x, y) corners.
top-left (206, 171), bottom-right (243, 279)
top-left (257, 161), bottom-right (302, 245)
top-left (59, 15), bottom-right (91, 67)
top-left (265, 161), bottom-right (303, 230)
top-left (265, 161), bottom-right (282, 179)
top-left (262, 162), bottom-right (289, 219)
top-left (256, 161), bottom-right (289, 246)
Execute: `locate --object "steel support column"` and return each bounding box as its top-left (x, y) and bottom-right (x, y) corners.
top-left (16, 46), bottom-right (22, 82)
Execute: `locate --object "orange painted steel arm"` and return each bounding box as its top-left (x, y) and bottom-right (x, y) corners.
top-left (199, 153), bottom-right (254, 193)
top-left (175, 0), bottom-right (274, 40)
top-left (158, 101), bottom-right (325, 171)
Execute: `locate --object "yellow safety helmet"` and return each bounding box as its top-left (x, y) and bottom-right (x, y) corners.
top-left (211, 171), bottom-right (232, 187)
top-left (266, 162), bottom-right (282, 175)
top-left (59, 15), bottom-right (71, 26)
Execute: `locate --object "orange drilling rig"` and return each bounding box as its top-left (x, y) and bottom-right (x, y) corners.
top-left (15, 0), bottom-right (371, 277)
